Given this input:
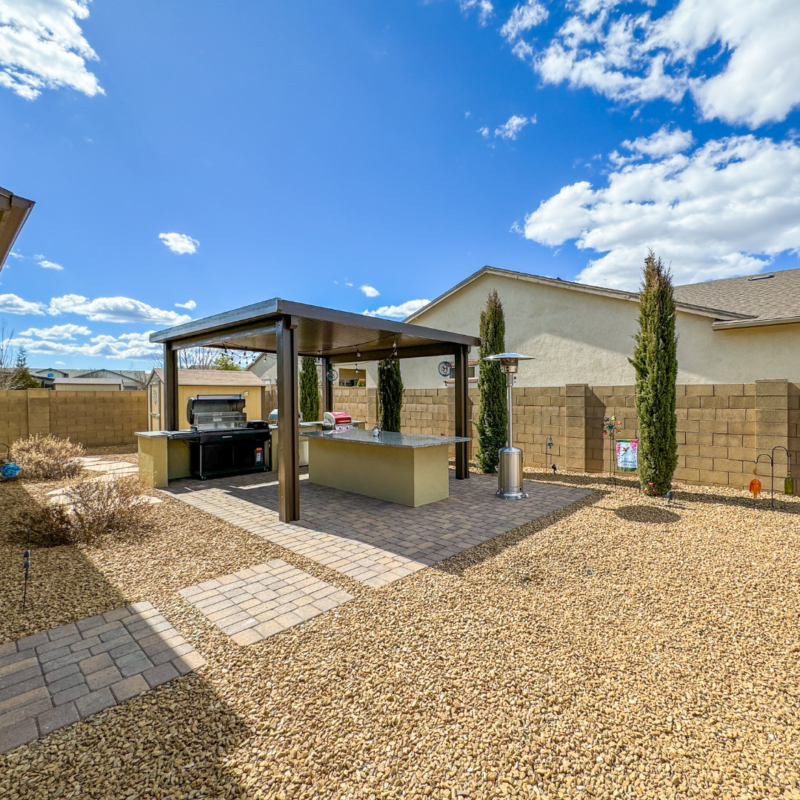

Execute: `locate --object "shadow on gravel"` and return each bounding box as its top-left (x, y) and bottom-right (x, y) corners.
top-left (613, 505), bottom-right (681, 524)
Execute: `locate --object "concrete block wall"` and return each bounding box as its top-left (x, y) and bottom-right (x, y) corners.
top-left (0, 389), bottom-right (148, 448)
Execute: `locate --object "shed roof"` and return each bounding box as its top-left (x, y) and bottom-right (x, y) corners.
top-left (53, 378), bottom-right (123, 386)
top-left (150, 369), bottom-right (267, 387)
top-left (150, 297), bottom-right (479, 362)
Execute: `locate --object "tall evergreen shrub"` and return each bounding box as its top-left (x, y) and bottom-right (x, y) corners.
top-left (630, 251), bottom-right (678, 495)
top-left (475, 289), bottom-right (507, 473)
top-left (299, 357), bottom-right (320, 422)
top-left (378, 358), bottom-right (403, 432)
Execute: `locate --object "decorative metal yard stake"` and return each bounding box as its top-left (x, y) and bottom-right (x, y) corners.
top-left (545, 435), bottom-right (554, 474)
top-left (602, 416), bottom-right (622, 488)
top-left (754, 447), bottom-right (792, 508)
top-left (22, 549), bottom-right (31, 612)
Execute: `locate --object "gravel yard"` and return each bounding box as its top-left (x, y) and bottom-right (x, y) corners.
top-left (2, 457), bottom-right (800, 799)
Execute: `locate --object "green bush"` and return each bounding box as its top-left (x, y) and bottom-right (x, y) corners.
top-left (378, 358), bottom-right (403, 432)
top-left (475, 290), bottom-right (507, 473)
top-left (300, 357), bottom-right (320, 422)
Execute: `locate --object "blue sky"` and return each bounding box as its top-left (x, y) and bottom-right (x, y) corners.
top-left (1, 0), bottom-right (799, 368)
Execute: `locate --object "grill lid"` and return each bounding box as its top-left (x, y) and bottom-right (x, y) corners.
top-left (187, 394), bottom-right (246, 425)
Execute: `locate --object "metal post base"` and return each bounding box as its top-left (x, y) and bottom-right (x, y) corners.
top-left (495, 489), bottom-right (529, 500)
top-left (496, 446), bottom-right (528, 500)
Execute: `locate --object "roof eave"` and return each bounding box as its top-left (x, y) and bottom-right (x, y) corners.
top-left (0, 188), bottom-right (35, 273)
top-left (403, 266), bottom-right (748, 323)
top-left (712, 314), bottom-right (800, 331)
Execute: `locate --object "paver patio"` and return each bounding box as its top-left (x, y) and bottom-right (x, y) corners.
top-left (0, 602), bottom-right (205, 754)
top-left (179, 559), bottom-right (354, 646)
top-left (165, 471), bottom-right (590, 587)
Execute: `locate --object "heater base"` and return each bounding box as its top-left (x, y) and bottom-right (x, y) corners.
top-left (495, 489), bottom-right (529, 500)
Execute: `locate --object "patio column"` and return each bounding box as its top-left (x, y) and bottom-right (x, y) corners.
top-left (321, 357), bottom-right (333, 414)
top-left (454, 344), bottom-right (470, 479)
top-left (164, 342), bottom-right (179, 431)
top-left (276, 315), bottom-right (300, 522)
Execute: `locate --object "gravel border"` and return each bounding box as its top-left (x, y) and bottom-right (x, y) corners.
top-left (2, 458), bottom-right (799, 798)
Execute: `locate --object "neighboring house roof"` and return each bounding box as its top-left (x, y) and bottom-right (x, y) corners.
top-left (53, 378), bottom-right (123, 386)
top-left (674, 268), bottom-right (800, 329)
top-left (149, 368), bottom-right (266, 387)
top-left (0, 186), bottom-right (35, 272)
top-left (404, 266), bottom-right (751, 324)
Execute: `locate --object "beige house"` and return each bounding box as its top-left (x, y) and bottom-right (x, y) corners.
top-left (249, 354), bottom-right (376, 388)
top-left (401, 266), bottom-right (800, 388)
top-left (146, 369), bottom-right (269, 431)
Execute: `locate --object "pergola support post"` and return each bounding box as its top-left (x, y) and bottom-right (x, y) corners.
top-left (321, 357), bottom-right (333, 414)
top-left (276, 316), bottom-right (300, 522)
top-left (164, 343), bottom-right (179, 431)
top-left (454, 345), bottom-right (470, 479)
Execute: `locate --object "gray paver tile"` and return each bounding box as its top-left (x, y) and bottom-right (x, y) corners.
top-left (15, 632), bottom-right (49, 651)
top-left (52, 683), bottom-right (90, 706)
top-left (78, 652), bottom-right (113, 676)
top-left (75, 688), bottom-right (115, 719)
top-left (47, 672), bottom-right (85, 695)
top-left (110, 674), bottom-right (149, 703)
top-left (0, 716), bottom-right (38, 754)
top-left (142, 662), bottom-right (179, 688)
top-left (86, 665), bottom-right (122, 691)
top-left (37, 702), bottom-right (79, 736)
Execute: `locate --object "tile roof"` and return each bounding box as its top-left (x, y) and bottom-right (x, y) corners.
top-left (673, 268), bottom-right (800, 321)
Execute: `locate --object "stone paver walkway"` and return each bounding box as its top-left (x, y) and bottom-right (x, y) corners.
top-left (0, 602), bottom-right (205, 754)
top-left (78, 456), bottom-right (139, 480)
top-left (166, 472), bottom-right (590, 588)
top-left (179, 559), bottom-right (353, 646)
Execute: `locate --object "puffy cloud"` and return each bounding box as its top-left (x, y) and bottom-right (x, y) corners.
top-left (175, 300), bottom-right (196, 310)
top-left (477, 126), bottom-right (490, 138)
top-left (47, 294), bottom-right (192, 325)
top-left (523, 135), bottom-right (800, 290)
top-left (35, 256), bottom-right (63, 270)
top-left (501, 1), bottom-right (548, 42)
top-left (0, 293), bottom-right (45, 315)
top-left (360, 285), bottom-right (380, 298)
top-left (495, 115), bottom-right (533, 140)
top-left (0, 0), bottom-right (103, 100)
top-left (19, 323), bottom-right (90, 340)
top-left (364, 299), bottom-right (430, 319)
top-left (611, 125), bottom-right (694, 165)
top-left (11, 330), bottom-right (160, 360)
top-left (159, 232), bottom-right (199, 255)
top-left (532, 0), bottom-right (800, 128)
top-left (459, 0), bottom-right (493, 26)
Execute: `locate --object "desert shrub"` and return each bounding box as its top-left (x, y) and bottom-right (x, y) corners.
top-left (13, 476), bottom-right (151, 548)
top-left (10, 434), bottom-right (84, 480)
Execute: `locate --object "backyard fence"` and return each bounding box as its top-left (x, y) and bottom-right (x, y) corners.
top-left (1, 382), bottom-right (798, 488)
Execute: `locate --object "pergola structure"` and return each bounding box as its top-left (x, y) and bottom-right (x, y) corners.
top-left (150, 299), bottom-right (480, 522)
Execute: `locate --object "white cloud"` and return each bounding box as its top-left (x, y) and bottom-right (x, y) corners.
top-left (11, 330), bottom-right (160, 361)
top-left (501, 1), bottom-right (548, 42)
top-left (533, 0), bottom-right (800, 128)
top-left (159, 232), bottom-right (199, 255)
top-left (9, 250), bottom-right (22, 259)
top-left (477, 126), bottom-right (489, 138)
top-left (36, 257), bottom-right (63, 270)
top-left (360, 285), bottom-right (380, 298)
top-left (364, 299), bottom-right (430, 319)
top-left (19, 323), bottom-right (90, 340)
top-left (611, 125), bottom-right (694, 165)
top-left (495, 115), bottom-right (533, 140)
top-left (55, 360), bottom-right (64, 365)
top-left (459, 0), bottom-right (494, 26)
top-left (175, 300), bottom-right (196, 310)
top-left (47, 295), bottom-right (192, 325)
top-left (345, 281), bottom-right (354, 287)
top-left (0, 0), bottom-right (103, 100)
top-left (523, 134), bottom-right (800, 290)
top-left (0, 293), bottom-right (45, 315)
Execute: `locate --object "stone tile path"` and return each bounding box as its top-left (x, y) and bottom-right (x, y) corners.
top-left (179, 559), bottom-right (353, 647)
top-left (166, 472), bottom-right (590, 588)
top-left (78, 456), bottom-right (139, 479)
top-left (0, 602), bottom-right (205, 755)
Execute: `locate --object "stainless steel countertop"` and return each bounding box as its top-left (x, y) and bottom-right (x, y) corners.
top-left (301, 428), bottom-right (471, 449)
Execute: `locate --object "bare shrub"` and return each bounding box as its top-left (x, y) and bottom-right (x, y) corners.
top-left (13, 477), bottom-right (152, 548)
top-left (10, 434), bottom-right (84, 480)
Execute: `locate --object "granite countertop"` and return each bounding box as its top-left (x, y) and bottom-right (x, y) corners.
top-left (301, 428), bottom-right (471, 449)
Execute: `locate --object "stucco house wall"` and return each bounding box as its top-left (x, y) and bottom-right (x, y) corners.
top-left (401, 270), bottom-right (800, 388)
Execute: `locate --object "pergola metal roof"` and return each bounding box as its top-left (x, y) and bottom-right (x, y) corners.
top-left (151, 298), bottom-right (479, 523)
top-left (150, 298), bottom-right (479, 363)
top-left (0, 187), bottom-right (35, 273)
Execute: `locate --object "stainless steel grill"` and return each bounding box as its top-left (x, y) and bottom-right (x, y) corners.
top-left (187, 395), bottom-right (247, 431)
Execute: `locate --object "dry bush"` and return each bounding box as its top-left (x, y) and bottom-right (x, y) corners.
top-left (10, 434), bottom-right (84, 480)
top-left (13, 477), bottom-right (152, 548)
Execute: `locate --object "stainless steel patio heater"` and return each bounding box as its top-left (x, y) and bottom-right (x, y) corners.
top-left (482, 352), bottom-right (535, 499)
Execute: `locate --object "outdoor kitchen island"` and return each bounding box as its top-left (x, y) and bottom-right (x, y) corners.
top-left (302, 428), bottom-right (472, 507)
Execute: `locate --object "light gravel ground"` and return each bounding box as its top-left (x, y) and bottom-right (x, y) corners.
top-left (1, 457), bottom-right (800, 800)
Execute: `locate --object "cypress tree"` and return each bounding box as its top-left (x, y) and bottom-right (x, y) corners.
top-left (377, 358), bottom-right (403, 432)
top-left (299, 356), bottom-right (320, 422)
top-left (475, 289), bottom-right (507, 473)
top-left (629, 251), bottom-right (678, 495)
